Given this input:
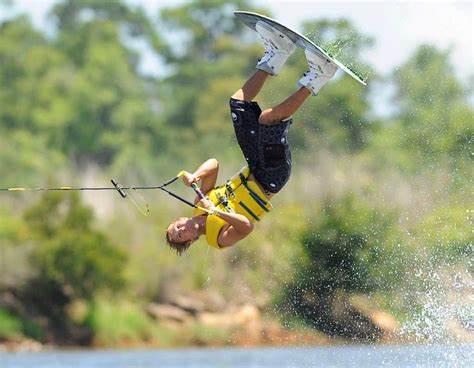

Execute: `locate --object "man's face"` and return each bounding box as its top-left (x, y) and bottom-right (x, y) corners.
top-left (166, 217), bottom-right (198, 243)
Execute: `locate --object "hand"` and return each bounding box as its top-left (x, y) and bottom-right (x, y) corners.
top-left (199, 196), bottom-right (215, 210)
top-left (181, 172), bottom-right (197, 187)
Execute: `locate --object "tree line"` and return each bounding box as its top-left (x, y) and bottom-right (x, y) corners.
top-left (0, 0), bottom-right (471, 344)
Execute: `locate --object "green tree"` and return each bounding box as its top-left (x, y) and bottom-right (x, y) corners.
top-left (156, 0), bottom-right (263, 165)
top-left (0, 17), bottom-right (69, 185)
top-left (281, 195), bottom-right (396, 337)
top-left (411, 206), bottom-right (472, 263)
top-left (391, 45), bottom-right (472, 163)
top-left (0, 2), bottom-right (168, 171)
top-left (301, 195), bottom-right (393, 293)
top-left (0, 16), bottom-right (70, 137)
top-left (49, 0), bottom-right (166, 165)
top-left (51, 0), bottom-right (163, 53)
top-left (24, 192), bottom-right (127, 302)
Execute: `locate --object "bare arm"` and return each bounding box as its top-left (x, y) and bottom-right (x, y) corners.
top-left (181, 158), bottom-right (219, 202)
top-left (200, 197), bottom-right (254, 248)
top-left (193, 158), bottom-right (219, 195)
top-left (216, 211), bottom-right (255, 248)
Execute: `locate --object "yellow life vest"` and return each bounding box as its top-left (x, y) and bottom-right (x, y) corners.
top-left (193, 166), bottom-right (272, 248)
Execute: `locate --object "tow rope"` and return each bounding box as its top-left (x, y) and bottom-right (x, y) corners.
top-left (0, 171), bottom-right (219, 217)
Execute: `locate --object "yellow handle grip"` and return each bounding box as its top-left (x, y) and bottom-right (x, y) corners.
top-left (177, 171), bottom-right (188, 178)
top-left (196, 205), bottom-right (220, 216)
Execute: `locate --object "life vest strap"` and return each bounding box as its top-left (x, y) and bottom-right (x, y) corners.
top-left (238, 201), bottom-right (260, 222)
top-left (208, 168), bottom-right (270, 222)
top-left (247, 189), bottom-right (270, 213)
top-left (239, 173), bottom-right (269, 211)
top-left (225, 182), bottom-right (235, 198)
top-left (217, 192), bottom-right (234, 213)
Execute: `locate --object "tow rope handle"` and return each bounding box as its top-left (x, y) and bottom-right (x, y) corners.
top-left (178, 171), bottom-right (220, 215)
top-left (177, 171), bottom-right (206, 200)
top-left (190, 183), bottom-right (221, 216)
top-left (191, 183), bottom-right (205, 200)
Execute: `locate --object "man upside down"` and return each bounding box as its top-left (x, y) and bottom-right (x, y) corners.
top-left (166, 20), bottom-right (338, 254)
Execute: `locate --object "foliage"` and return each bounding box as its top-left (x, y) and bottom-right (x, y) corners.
top-left (297, 195), bottom-right (395, 293)
top-left (0, 0), bottom-right (471, 346)
top-left (406, 205), bottom-right (472, 264)
top-left (0, 131), bottom-right (65, 187)
top-left (0, 308), bottom-right (23, 338)
top-left (84, 297), bottom-right (173, 346)
top-left (0, 308), bottom-right (44, 340)
top-left (24, 192), bottom-right (127, 301)
top-left (380, 45), bottom-right (473, 168)
top-left (0, 2), bottom-right (166, 168)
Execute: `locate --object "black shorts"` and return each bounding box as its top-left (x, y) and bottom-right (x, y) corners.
top-left (230, 98), bottom-right (292, 194)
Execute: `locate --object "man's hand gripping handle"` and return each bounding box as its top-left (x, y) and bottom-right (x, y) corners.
top-left (191, 183), bottom-right (219, 215)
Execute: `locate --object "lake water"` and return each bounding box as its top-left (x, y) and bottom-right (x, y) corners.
top-left (1, 344), bottom-right (472, 368)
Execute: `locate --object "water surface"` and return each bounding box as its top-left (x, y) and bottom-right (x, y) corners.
top-left (1, 344), bottom-right (472, 368)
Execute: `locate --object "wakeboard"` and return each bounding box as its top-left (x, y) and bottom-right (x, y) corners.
top-left (235, 11), bottom-right (367, 86)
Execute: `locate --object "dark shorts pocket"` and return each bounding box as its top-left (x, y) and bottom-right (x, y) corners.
top-left (255, 119), bottom-right (293, 193)
top-left (264, 144), bottom-right (286, 168)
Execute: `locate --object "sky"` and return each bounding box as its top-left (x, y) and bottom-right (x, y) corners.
top-left (266, 0), bottom-right (473, 80)
top-left (3, 0), bottom-right (472, 80)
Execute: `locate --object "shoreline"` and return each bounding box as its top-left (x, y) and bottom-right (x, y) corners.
top-left (2, 338), bottom-right (470, 354)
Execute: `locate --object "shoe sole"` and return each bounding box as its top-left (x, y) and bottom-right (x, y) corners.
top-left (256, 20), bottom-right (293, 50)
top-left (236, 11), bottom-right (366, 86)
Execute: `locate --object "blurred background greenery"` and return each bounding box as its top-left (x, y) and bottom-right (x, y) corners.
top-left (0, 0), bottom-right (472, 347)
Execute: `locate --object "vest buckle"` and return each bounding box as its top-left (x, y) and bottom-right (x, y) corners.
top-left (225, 182), bottom-right (235, 198)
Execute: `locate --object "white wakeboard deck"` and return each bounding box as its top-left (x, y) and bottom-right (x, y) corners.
top-left (235, 11), bottom-right (367, 86)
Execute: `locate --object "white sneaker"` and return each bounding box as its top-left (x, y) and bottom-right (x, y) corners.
top-left (298, 48), bottom-right (338, 95)
top-left (255, 21), bottom-right (296, 76)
